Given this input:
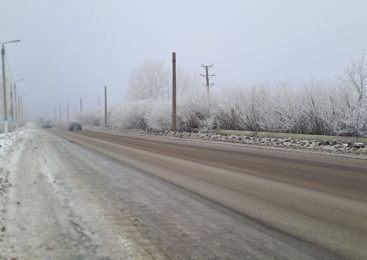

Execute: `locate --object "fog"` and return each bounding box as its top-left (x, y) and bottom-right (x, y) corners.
top-left (1, 0), bottom-right (367, 119)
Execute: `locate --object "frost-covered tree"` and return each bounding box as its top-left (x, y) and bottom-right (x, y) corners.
top-left (127, 61), bottom-right (198, 101)
top-left (337, 57), bottom-right (367, 135)
top-left (128, 61), bottom-right (169, 100)
top-left (84, 58), bottom-right (367, 135)
top-left (344, 56), bottom-right (367, 105)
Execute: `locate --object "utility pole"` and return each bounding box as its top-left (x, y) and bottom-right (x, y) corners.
top-left (17, 96), bottom-right (20, 124)
top-left (104, 86), bottom-right (107, 128)
top-left (1, 40), bottom-right (20, 135)
top-left (10, 83), bottom-right (14, 121)
top-left (79, 97), bottom-right (83, 123)
top-left (67, 102), bottom-right (69, 121)
top-left (18, 96), bottom-right (22, 124)
top-left (1, 45), bottom-right (8, 134)
top-left (54, 108), bottom-right (57, 121)
top-left (201, 64), bottom-right (215, 117)
top-left (171, 52), bottom-right (177, 132)
top-left (59, 104), bottom-right (62, 121)
top-left (14, 84), bottom-right (18, 129)
top-left (20, 97), bottom-right (24, 123)
top-left (13, 79), bottom-right (22, 130)
top-left (200, 64), bottom-right (215, 94)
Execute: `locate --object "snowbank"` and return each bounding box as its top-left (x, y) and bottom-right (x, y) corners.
top-left (0, 130), bottom-right (24, 168)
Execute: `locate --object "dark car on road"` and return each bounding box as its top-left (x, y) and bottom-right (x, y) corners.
top-left (69, 122), bottom-right (82, 131)
top-left (42, 121), bottom-right (52, 128)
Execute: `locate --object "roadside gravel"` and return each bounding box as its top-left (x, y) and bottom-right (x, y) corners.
top-left (83, 126), bottom-right (367, 157)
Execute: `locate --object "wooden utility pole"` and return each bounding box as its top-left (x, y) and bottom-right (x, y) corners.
top-left (171, 52), bottom-right (177, 132)
top-left (104, 86), bottom-right (107, 128)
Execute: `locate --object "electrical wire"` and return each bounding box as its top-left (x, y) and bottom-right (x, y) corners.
top-left (219, 49), bottom-right (364, 78)
top-left (209, 18), bottom-right (367, 64)
top-left (216, 34), bottom-right (367, 73)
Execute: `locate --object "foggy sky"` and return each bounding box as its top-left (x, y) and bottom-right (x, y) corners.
top-left (1, 0), bottom-right (367, 119)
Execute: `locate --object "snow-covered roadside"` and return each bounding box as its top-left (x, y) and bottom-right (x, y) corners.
top-left (0, 129), bottom-right (24, 196)
top-left (0, 129), bottom-right (25, 260)
top-left (0, 126), bottom-right (160, 259)
top-left (0, 130), bottom-right (23, 165)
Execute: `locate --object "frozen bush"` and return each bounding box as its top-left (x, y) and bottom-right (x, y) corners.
top-left (146, 100), bottom-right (171, 130)
top-left (79, 58), bottom-right (367, 136)
top-left (109, 101), bottom-right (149, 129)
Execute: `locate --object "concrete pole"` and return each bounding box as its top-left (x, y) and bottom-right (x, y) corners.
top-left (80, 97), bottom-right (83, 123)
top-left (67, 102), bottom-right (69, 121)
top-left (104, 86), bottom-right (107, 128)
top-left (14, 83), bottom-right (18, 129)
top-left (10, 83), bottom-right (14, 121)
top-left (18, 96), bottom-right (22, 124)
top-left (171, 52), bottom-right (177, 132)
top-left (1, 45), bottom-right (8, 135)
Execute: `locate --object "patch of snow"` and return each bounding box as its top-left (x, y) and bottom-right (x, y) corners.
top-left (0, 129), bottom-right (26, 169)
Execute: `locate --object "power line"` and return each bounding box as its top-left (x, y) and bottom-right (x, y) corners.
top-left (221, 49), bottom-right (364, 79)
top-left (210, 18), bottom-right (367, 64)
top-left (217, 34), bottom-right (367, 73)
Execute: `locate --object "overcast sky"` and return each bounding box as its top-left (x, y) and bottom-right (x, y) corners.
top-left (1, 0), bottom-right (367, 119)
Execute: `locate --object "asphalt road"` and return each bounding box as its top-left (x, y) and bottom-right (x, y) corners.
top-left (49, 128), bottom-right (367, 259)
